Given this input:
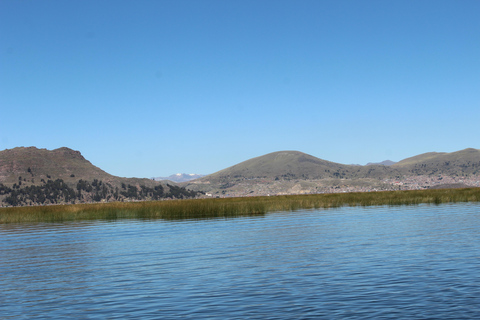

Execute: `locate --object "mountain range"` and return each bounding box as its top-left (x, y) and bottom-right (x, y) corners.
top-left (1, 146), bottom-right (479, 206)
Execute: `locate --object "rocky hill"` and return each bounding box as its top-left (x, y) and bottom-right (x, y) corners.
top-left (1, 147), bottom-right (115, 186)
top-left (0, 147), bottom-right (201, 206)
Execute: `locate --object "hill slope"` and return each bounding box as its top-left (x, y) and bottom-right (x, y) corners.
top-left (0, 147), bottom-right (116, 186)
top-left (392, 148), bottom-right (480, 175)
top-left (185, 148), bottom-right (480, 196)
top-left (193, 150), bottom-right (405, 184)
top-left (0, 147), bottom-right (201, 206)
top-left (202, 151), bottom-right (347, 182)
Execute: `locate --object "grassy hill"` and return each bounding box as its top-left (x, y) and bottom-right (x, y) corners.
top-left (202, 151), bottom-right (346, 182)
top-left (185, 148), bottom-right (480, 196)
top-left (197, 151), bottom-right (409, 183)
top-left (191, 151), bottom-right (404, 185)
top-left (392, 148), bottom-right (480, 175)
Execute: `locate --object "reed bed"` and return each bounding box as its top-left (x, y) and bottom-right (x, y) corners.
top-left (1, 188), bottom-right (479, 223)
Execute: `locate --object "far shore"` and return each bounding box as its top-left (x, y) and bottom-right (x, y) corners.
top-left (1, 187), bottom-right (479, 224)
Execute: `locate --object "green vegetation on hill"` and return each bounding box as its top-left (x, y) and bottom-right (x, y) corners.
top-left (186, 148), bottom-right (480, 194)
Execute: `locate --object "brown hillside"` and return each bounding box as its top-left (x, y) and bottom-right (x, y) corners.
top-left (392, 148), bottom-right (480, 176)
top-left (196, 150), bottom-right (405, 184)
top-left (0, 146), bottom-right (159, 188)
top-left (0, 147), bottom-right (201, 206)
top-left (198, 151), bottom-right (347, 183)
top-left (185, 148), bottom-right (480, 195)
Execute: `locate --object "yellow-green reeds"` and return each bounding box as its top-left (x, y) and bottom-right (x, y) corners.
top-left (1, 188), bottom-right (479, 223)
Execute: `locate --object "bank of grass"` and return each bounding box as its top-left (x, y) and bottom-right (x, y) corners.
top-left (1, 188), bottom-right (479, 223)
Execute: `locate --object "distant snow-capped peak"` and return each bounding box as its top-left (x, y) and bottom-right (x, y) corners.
top-left (153, 173), bottom-right (205, 183)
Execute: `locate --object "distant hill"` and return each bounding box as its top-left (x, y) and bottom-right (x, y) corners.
top-left (185, 148), bottom-right (480, 196)
top-left (201, 151), bottom-right (347, 182)
top-left (4, 146), bottom-right (478, 205)
top-left (190, 151), bottom-right (406, 184)
top-left (391, 148), bottom-right (480, 175)
top-left (153, 173), bottom-right (205, 183)
top-left (185, 151), bottom-right (400, 194)
top-left (0, 147), bottom-right (201, 206)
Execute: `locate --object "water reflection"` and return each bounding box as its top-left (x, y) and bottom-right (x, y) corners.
top-left (1, 203), bottom-right (480, 319)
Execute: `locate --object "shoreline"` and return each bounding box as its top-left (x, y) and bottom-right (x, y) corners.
top-left (1, 187), bottom-right (479, 224)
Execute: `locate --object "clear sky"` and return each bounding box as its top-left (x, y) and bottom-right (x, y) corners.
top-left (1, 0), bottom-right (479, 178)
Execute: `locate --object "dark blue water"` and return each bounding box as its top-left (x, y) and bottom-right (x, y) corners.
top-left (1, 203), bottom-right (480, 319)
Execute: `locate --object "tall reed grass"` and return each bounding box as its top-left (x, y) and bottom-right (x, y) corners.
top-left (1, 188), bottom-right (479, 223)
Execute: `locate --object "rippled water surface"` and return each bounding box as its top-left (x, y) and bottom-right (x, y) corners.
top-left (1, 203), bottom-right (480, 319)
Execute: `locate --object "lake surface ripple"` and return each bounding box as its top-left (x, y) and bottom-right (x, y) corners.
top-left (1, 203), bottom-right (480, 319)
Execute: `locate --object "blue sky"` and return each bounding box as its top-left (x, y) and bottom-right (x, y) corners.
top-left (1, 0), bottom-right (479, 178)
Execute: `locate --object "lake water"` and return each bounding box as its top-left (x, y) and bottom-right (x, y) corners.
top-left (1, 203), bottom-right (480, 319)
